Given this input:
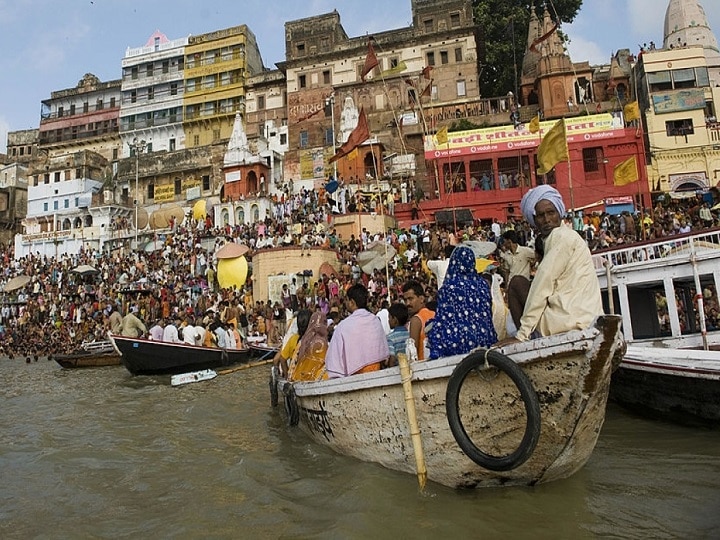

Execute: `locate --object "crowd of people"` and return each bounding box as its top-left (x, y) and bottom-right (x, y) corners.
top-left (0, 184), bottom-right (718, 370)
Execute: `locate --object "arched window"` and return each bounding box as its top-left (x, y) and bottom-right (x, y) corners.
top-left (237, 207), bottom-right (245, 224)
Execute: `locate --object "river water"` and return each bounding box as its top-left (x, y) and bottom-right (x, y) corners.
top-left (1, 358), bottom-right (719, 539)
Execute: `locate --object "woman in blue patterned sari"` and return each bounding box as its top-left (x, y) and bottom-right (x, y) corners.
top-left (427, 245), bottom-right (497, 358)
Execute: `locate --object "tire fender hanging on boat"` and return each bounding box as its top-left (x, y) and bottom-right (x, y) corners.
top-left (269, 367), bottom-right (279, 407)
top-left (445, 348), bottom-right (541, 471)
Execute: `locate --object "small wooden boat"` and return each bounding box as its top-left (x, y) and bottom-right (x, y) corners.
top-left (52, 340), bottom-right (121, 369)
top-left (272, 315), bottom-right (623, 489)
top-left (249, 342), bottom-right (279, 359)
top-left (611, 345), bottom-right (720, 425)
top-left (109, 334), bottom-right (251, 376)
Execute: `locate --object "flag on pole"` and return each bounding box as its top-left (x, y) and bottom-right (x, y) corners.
top-left (528, 114), bottom-right (540, 134)
top-left (380, 61), bottom-right (407, 77)
top-left (536, 119), bottom-right (568, 175)
top-left (529, 23), bottom-right (558, 53)
top-left (435, 126), bottom-right (449, 146)
top-left (420, 79), bottom-right (433, 98)
top-left (613, 156), bottom-right (639, 186)
top-left (360, 37), bottom-right (379, 82)
top-left (421, 65), bottom-right (433, 80)
top-left (329, 108), bottom-right (370, 164)
top-left (623, 101), bottom-right (641, 122)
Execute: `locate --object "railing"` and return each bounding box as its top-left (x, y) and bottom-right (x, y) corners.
top-left (592, 228), bottom-right (720, 271)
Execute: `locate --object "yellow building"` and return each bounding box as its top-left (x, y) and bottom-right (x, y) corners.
top-left (183, 25), bottom-right (265, 149)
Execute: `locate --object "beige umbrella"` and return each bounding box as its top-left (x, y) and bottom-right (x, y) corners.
top-left (216, 242), bottom-right (250, 259)
top-left (71, 264), bottom-right (100, 276)
top-left (4, 275), bottom-right (31, 292)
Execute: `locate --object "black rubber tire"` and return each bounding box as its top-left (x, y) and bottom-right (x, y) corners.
top-left (221, 349), bottom-right (229, 366)
top-left (283, 383), bottom-right (299, 427)
top-left (446, 349), bottom-right (541, 471)
top-left (269, 368), bottom-right (279, 408)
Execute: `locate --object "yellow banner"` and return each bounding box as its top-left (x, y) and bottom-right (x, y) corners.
top-left (154, 184), bottom-right (175, 202)
top-left (181, 178), bottom-right (201, 191)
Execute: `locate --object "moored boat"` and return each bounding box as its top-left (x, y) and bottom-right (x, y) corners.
top-left (272, 315), bottom-right (623, 489)
top-left (593, 228), bottom-right (720, 424)
top-left (109, 334), bottom-right (251, 376)
top-left (52, 340), bottom-right (121, 369)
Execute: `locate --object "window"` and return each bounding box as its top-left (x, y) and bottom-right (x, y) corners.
top-left (666, 119), bottom-right (694, 137)
top-left (455, 47), bottom-right (463, 62)
top-left (148, 87), bottom-right (154, 100)
top-left (258, 95), bottom-right (265, 110)
top-left (193, 135), bottom-right (200, 146)
top-left (424, 19), bottom-right (433, 33)
top-left (70, 104), bottom-right (76, 115)
top-left (54, 172), bottom-right (61, 183)
top-left (131, 90), bottom-right (137, 103)
top-left (44, 202), bottom-right (48, 212)
top-left (44, 173), bottom-right (50, 184)
top-left (426, 52), bottom-right (435, 66)
top-left (280, 133), bottom-right (287, 145)
top-left (323, 70), bottom-right (331, 85)
top-left (202, 175), bottom-right (211, 190)
top-left (146, 64), bottom-right (153, 77)
top-left (450, 13), bottom-right (461, 28)
top-left (148, 184), bottom-right (154, 199)
top-left (162, 60), bottom-right (169, 74)
top-left (174, 178), bottom-right (182, 195)
top-left (53, 201), bottom-right (58, 210)
top-left (110, 97), bottom-right (116, 108)
top-left (456, 80), bottom-right (466, 97)
top-left (300, 130), bottom-right (309, 148)
top-left (131, 66), bottom-right (138, 80)
top-left (648, 71), bottom-right (672, 92)
top-left (296, 43), bottom-right (305, 56)
top-left (75, 197), bottom-right (79, 207)
top-left (299, 74), bottom-right (307, 89)
top-left (169, 138), bottom-right (176, 151)
top-left (96, 99), bottom-right (103, 110)
top-left (325, 128), bottom-right (334, 145)
top-left (213, 129), bottom-right (220, 141)
top-left (83, 102), bottom-right (89, 113)
top-left (170, 83), bottom-right (178, 96)
top-left (440, 51), bottom-right (449, 65)
top-left (64, 199), bottom-right (69, 208)
top-left (75, 168), bottom-right (82, 179)
top-left (582, 147), bottom-right (604, 173)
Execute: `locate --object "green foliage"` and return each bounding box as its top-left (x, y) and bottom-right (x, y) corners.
top-left (450, 118), bottom-right (483, 131)
top-left (473, 0), bottom-right (583, 98)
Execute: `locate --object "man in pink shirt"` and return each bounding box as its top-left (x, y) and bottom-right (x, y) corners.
top-left (325, 284), bottom-right (389, 378)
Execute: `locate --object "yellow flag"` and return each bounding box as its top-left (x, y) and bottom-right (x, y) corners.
top-left (536, 119), bottom-right (568, 175)
top-left (624, 101), bottom-right (640, 122)
top-left (613, 156), bottom-right (639, 186)
top-left (528, 114), bottom-right (540, 134)
top-left (347, 147), bottom-right (359, 161)
top-left (380, 60), bottom-right (408, 77)
top-left (436, 125), bottom-right (449, 146)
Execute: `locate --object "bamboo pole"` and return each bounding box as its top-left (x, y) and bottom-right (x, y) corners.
top-left (396, 352), bottom-right (427, 491)
top-left (217, 358), bottom-right (273, 376)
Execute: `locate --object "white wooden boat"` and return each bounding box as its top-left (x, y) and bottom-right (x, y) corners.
top-left (612, 345), bottom-right (720, 425)
top-left (593, 228), bottom-right (720, 424)
top-left (272, 315), bottom-right (623, 489)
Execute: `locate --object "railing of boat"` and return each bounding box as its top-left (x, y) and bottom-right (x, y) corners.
top-left (591, 228), bottom-right (720, 272)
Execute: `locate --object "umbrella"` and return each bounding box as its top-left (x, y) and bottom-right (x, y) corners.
top-left (711, 202), bottom-right (720, 211)
top-left (3, 275), bottom-right (31, 292)
top-left (461, 240), bottom-right (499, 258)
top-left (216, 242), bottom-right (250, 259)
top-left (193, 199), bottom-right (207, 220)
top-left (357, 242), bottom-right (397, 274)
top-left (71, 264), bottom-right (100, 275)
top-left (325, 178), bottom-right (339, 194)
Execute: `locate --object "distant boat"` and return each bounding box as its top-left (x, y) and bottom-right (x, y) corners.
top-left (593, 228), bottom-right (720, 425)
top-left (109, 334), bottom-right (251, 376)
top-left (52, 340), bottom-right (121, 369)
top-left (272, 316), bottom-right (623, 489)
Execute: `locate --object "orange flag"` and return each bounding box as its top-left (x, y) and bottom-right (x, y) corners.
top-left (361, 38), bottom-right (379, 82)
top-left (329, 108), bottom-right (370, 164)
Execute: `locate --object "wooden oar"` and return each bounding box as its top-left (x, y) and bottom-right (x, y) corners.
top-left (217, 358), bottom-right (273, 375)
top-left (397, 351), bottom-right (427, 491)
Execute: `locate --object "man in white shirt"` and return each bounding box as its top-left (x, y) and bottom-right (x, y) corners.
top-left (162, 315), bottom-right (184, 344)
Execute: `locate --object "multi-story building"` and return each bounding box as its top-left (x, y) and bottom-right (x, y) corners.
top-left (120, 30), bottom-right (189, 156)
top-left (0, 161), bottom-right (28, 247)
top-left (183, 25), bottom-right (265, 149)
top-left (634, 0), bottom-right (720, 193)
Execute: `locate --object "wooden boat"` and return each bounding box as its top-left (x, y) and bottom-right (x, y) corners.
top-left (272, 315), bottom-right (623, 489)
top-left (52, 340), bottom-right (121, 369)
top-left (109, 334), bottom-right (251, 376)
top-left (611, 345), bottom-right (720, 425)
top-left (593, 228), bottom-right (720, 424)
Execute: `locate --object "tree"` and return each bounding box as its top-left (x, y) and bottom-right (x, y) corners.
top-left (473, 0), bottom-right (583, 99)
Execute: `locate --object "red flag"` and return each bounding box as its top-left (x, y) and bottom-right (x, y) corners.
top-left (403, 77), bottom-right (416, 87)
top-left (329, 108), bottom-right (370, 164)
top-left (297, 107), bottom-right (323, 123)
top-left (420, 79), bottom-right (433, 98)
top-left (529, 23), bottom-right (558, 53)
top-left (361, 38), bottom-right (379, 82)
top-left (398, 115), bottom-right (404, 137)
top-left (422, 65), bottom-right (433, 80)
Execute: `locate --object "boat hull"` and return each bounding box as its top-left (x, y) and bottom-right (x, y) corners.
top-left (110, 335), bottom-right (251, 376)
top-left (611, 346), bottom-right (720, 425)
top-left (275, 315), bottom-right (623, 489)
top-left (53, 352), bottom-right (121, 369)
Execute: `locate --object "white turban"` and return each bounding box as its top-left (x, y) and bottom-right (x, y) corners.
top-left (520, 185), bottom-right (566, 227)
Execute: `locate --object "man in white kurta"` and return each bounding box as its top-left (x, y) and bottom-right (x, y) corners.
top-left (515, 225), bottom-right (602, 341)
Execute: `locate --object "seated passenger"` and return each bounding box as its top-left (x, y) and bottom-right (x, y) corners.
top-left (325, 284), bottom-right (389, 378)
top-left (499, 185), bottom-right (603, 344)
top-left (427, 245), bottom-right (497, 358)
top-left (385, 302), bottom-right (410, 367)
top-left (273, 309), bottom-right (311, 378)
top-left (289, 310), bottom-right (329, 381)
